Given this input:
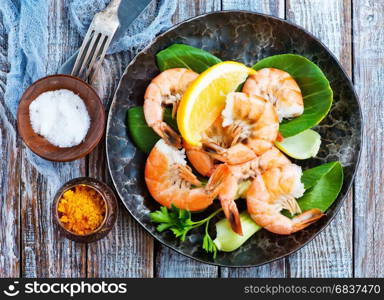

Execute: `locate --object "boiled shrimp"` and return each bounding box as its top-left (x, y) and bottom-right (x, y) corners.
top-left (217, 92), bottom-right (279, 156)
top-left (184, 115), bottom-right (256, 177)
top-left (214, 146), bottom-right (292, 235)
top-left (247, 164), bottom-right (323, 235)
top-left (145, 139), bottom-right (229, 211)
top-left (144, 68), bottom-right (199, 148)
top-left (242, 68), bottom-right (304, 121)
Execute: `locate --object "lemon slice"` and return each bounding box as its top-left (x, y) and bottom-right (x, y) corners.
top-left (275, 129), bottom-right (321, 160)
top-left (177, 61), bottom-right (255, 146)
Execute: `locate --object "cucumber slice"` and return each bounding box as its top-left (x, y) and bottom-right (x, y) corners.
top-left (213, 211), bottom-right (261, 252)
top-left (275, 129), bottom-right (321, 160)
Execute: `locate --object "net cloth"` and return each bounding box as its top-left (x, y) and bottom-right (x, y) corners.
top-left (0, 0), bottom-right (177, 185)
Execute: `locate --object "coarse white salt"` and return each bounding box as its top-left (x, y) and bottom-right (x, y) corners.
top-left (29, 89), bottom-right (91, 148)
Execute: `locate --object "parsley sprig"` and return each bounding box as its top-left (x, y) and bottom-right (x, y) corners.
top-left (150, 205), bottom-right (222, 258)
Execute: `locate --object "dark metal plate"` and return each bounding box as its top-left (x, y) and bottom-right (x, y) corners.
top-left (106, 11), bottom-right (362, 267)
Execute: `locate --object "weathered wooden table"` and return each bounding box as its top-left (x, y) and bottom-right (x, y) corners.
top-left (0, 0), bottom-right (382, 278)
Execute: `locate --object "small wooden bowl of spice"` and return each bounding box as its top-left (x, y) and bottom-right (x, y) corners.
top-left (17, 74), bottom-right (105, 162)
top-left (53, 177), bottom-right (118, 243)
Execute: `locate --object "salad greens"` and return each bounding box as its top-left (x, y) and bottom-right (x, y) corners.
top-left (157, 44), bottom-right (222, 73)
top-left (253, 54), bottom-right (333, 138)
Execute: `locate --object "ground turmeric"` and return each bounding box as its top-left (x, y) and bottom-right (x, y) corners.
top-left (58, 185), bottom-right (106, 235)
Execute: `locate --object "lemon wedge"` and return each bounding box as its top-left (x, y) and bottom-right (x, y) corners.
top-left (275, 129), bottom-right (321, 160)
top-left (177, 61), bottom-right (255, 146)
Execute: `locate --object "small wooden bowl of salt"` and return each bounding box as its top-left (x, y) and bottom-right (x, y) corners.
top-left (17, 74), bottom-right (105, 162)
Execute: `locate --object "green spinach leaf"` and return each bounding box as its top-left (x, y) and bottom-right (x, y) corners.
top-left (156, 44), bottom-right (222, 73)
top-left (298, 161), bottom-right (344, 212)
top-left (253, 54), bottom-right (333, 138)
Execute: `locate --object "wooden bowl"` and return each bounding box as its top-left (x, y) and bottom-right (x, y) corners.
top-left (53, 177), bottom-right (118, 243)
top-left (17, 74), bottom-right (105, 162)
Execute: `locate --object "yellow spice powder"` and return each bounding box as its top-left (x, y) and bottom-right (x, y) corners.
top-left (58, 185), bottom-right (106, 235)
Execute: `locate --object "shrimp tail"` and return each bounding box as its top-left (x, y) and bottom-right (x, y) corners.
top-left (292, 208), bottom-right (324, 232)
top-left (202, 141), bottom-right (226, 156)
top-left (221, 197), bottom-right (243, 235)
top-left (211, 166), bottom-right (243, 235)
top-left (177, 165), bottom-right (202, 186)
top-left (202, 141), bottom-right (256, 164)
top-left (205, 164), bottom-right (230, 195)
top-left (153, 122), bottom-right (181, 148)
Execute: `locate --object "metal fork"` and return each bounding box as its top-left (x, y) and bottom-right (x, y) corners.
top-left (71, 0), bottom-right (121, 82)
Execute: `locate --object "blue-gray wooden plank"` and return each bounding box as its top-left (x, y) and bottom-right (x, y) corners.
top-left (353, 0), bottom-right (384, 277)
top-left (0, 12), bottom-right (20, 278)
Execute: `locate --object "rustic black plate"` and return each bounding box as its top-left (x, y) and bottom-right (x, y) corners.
top-left (106, 11), bottom-right (362, 267)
